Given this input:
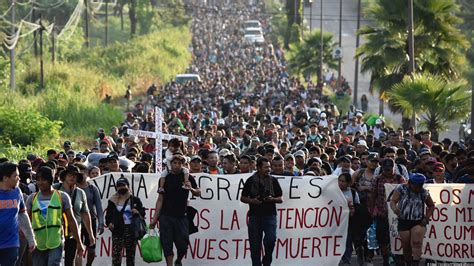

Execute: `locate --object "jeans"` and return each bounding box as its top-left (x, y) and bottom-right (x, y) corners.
top-left (64, 237), bottom-right (77, 266)
top-left (248, 215), bottom-right (277, 266)
top-left (0, 247), bottom-right (19, 266)
top-left (342, 230), bottom-right (353, 264)
top-left (32, 245), bottom-right (63, 266)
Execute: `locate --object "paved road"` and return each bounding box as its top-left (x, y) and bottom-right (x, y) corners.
top-left (303, 0), bottom-right (459, 140)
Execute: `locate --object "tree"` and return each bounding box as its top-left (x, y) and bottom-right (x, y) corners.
top-left (387, 73), bottom-right (471, 141)
top-left (284, 0), bottom-right (302, 48)
top-left (287, 29), bottom-right (337, 79)
top-left (356, 0), bottom-right (469, 115)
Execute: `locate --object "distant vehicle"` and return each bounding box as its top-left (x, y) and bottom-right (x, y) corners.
top-left (244, 20), bottom-right (261, 29)
top-left (175, 74), bottom-right (201, 84)
top-left (244, 27), bottom-right (265, 44)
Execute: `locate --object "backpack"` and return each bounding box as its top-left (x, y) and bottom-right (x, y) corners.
top-left (58, 184), bottom-right (77, 238)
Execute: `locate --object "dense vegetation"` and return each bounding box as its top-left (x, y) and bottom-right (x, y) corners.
top-left (0, 0), bottom-right (192, 160)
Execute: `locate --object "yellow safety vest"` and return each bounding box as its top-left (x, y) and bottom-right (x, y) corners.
top-left (31, 190), bottom-right (63, 251)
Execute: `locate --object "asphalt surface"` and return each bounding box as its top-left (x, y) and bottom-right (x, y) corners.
top-left (302, 0), bottom-right (460, 140)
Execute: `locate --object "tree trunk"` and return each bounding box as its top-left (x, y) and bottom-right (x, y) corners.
top-left (129, 0), bottom-right (137, 37)
top-left (379, 97), bottom-right (384, 116)
top-left (401, 117), bottom-right (411, 131)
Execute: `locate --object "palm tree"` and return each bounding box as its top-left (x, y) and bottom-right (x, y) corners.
top-left (387, 73), bottom-right (471, 141)
top-left (356, 0), bottom-right (469, 117)
top-left (287, 29), bottom-right (338, 80)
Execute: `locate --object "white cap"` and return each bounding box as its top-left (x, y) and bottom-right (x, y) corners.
top-left (320, 112), bottom-right (327, 118)
top-left (357, 140), bottom-right (368, 149)
top-left (376, 119), bottom-right (383, 125)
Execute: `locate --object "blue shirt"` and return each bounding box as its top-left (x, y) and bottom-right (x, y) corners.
top-left (0, 187), bottom-right (25, 249)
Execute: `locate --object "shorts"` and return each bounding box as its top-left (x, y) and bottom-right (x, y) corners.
top-left (398, 219), bottom-right (423, 231)
top-left (82, 219), bottom-right (97, 249)
top-left (159, 215), bottom-right (189, 257)
top-left (375, 217), bottom-right (390, 245)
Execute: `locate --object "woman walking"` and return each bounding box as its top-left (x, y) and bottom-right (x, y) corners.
top-left (106, 177), bottom-right (145, 266)
top-left (390, 173), bottom-right (435, 266)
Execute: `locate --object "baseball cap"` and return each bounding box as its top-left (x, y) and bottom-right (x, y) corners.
top-left (375, 119), bottom-right (383, 125)
top-left (107, 152), bottom-right (119, 161)
top-left (338, 155), bottom-right (351, 163)
top-left (357, 140), bottom-right (368, 149)
top-left (27, 154), bottom-right (38, 161)
top-left (426, 157), bottom-right (437, 164)
top-left (419, 148), bottom-right (431, 156)
top-left (57, 153), bottom-right (68, 162)
top-left (284, 154), bottom-right (295, 161)
top-left (307, 157), bottom-right (322, 165)
top-left (190, 155), bottom-right (202, 162)
top-left (409, 173), bottom-right (426, 185)
top-left (320, 112), bottom-right (327, 118)
top-left (116, 177), bottom-right (130, 187)
top-left (294, 150), bottom-right (306, 158)
top-left (59, 165), bottom-right (81, 180)
top-left (367, 153), bottom-right (379, 161)
top-left (434, 162), bottom-right (445, 171)
top-left (18, 163), bottom-right (33, 175)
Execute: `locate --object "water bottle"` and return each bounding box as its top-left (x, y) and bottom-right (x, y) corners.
top-left (367, 221), bottom-right (379, 250)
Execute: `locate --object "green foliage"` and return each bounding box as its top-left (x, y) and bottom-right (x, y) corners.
top-left (154, 0), bottom-right (191, 28)
top-left (356, 0), bottom-right (469, 98)
top-left (284, 0), bottom-right (303, 48)
top-left (267, 2), bottom-right (288, 45)
top-left (387, 73), bottom-right (471, 140)
top-left (80, 27), bottom-right (192, 85)
top-left (287, 30), bottom-right (337, 77)
top-left (330, 93), bottom-right (351, 116)
top-left (0, 106), bottom-right (62, 146)
top-left (0, 143), bottom-right (50, 163)
top-left (0, 0), bottom-right (192, 157)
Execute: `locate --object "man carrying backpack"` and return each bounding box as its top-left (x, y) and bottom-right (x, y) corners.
top-left (53, 165), bottom-right (94, 266)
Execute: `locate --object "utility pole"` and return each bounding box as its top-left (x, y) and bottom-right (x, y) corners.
top-left (309, 0), bottom-right (312, 32)
top-left (353, 0), bottom-right (361, 107)
top-left (337, 0), bottom-right (342, 89)
top-left (105, 0), bottom-right (109, 46)
top-left (84, 0), bottom-right (90, 48)
top-left (318, 0), bottom-right (323, 85)
top-left (33, 2), bottom-right (38, 57)
top-left (39, 17), bottom-right (44, 90)
top-left (51, 18), bottom-right (56, 64)
top-left (408, 0), bottom-right (416, 129)
top-left (471, 80), bottom-right (474, 140)
top-left (10, 0), bottom-right (16, 90)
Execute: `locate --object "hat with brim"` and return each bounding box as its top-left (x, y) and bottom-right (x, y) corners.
top-left (339, 156), bottom-right (351, 163)
top-left (116, 177), bottom-right (130, 187)
top-left (190, 155), bottom-right (202, 162)
top-left (410, 173), bottom-right (426, 185)
top-left (59, 165), bottom-right (82, 180)
top-left (294, 150), bottom-right (306, 158)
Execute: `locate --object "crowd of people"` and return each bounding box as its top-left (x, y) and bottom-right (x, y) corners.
top-left (1, 1), bottom-right (474, 266)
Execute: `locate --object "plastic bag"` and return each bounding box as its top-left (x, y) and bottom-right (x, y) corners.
top-left (140, 229), bottom-right (163, 263)
top-left (367, 220), bottom-right (379, 250)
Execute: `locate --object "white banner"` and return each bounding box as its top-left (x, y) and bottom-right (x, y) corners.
top-left (385, 183), bottom-right (474, 263)
top-left (87, 173), bottom-right (349, 265)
